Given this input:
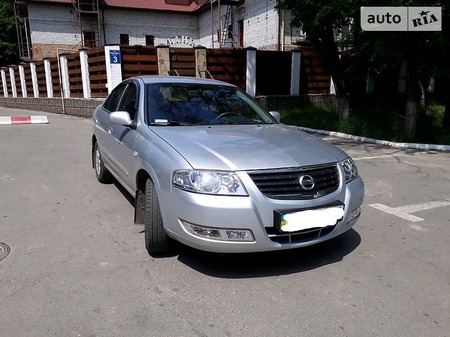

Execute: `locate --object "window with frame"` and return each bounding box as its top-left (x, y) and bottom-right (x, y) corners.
top-left (103, 83), bottom-right (127, 112)
top-left (120, 34), bottom-right (129, 45)
top-left (145, 35), bottom-right (155, 46)
top-left (83, 31), bottom-right (96, 48)
top-left (118, 82), bottom-right (138, 120)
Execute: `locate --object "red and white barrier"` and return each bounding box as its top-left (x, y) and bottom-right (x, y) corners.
top-left (0, 116), bottom-right (49, 125)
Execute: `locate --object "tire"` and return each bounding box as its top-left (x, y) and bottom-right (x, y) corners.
top-left (144, 178), bottom-right (170, 255)
top-left (93, 142), bottom-right (113, 183)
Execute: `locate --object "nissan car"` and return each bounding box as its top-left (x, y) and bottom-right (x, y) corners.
top-left (92, 75), bottom-right (364, 255)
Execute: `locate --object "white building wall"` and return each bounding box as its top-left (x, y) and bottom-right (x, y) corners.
top-left (198, 7), bottom-right (218, 48)
top-left (25, 1), bottom-right (304, 56)
top-left (28, 4), bottom-right (80, 46)
top-left (103, 10), bottom-right (199, 46)
top-left (233, 0), bottom-right (279, 49)
top-left (197, 0), bottom-right (302, 50)
top-left (249, 0), bottom-right (278, 48)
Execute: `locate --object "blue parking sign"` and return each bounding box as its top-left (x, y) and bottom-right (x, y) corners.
top-left (109, 50), bottom-right (121, 64)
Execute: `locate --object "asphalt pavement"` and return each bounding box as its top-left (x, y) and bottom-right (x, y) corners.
top-left (1, 107), bottom-right (449, 337)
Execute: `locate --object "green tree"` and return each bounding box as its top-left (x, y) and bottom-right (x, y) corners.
top-left (435, 5), bottom-right (450, 131)
top-left (279, 0), bottom-right (357, 121)
top-left (280, 0), bottom-right (449, 137)
top-left (352, 0), bottom-right (449, 137)
top-left (0, 0), bottom-right (19, 66)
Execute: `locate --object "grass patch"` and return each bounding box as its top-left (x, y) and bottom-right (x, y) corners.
top-left (279, 104), bottom-right (449, 145)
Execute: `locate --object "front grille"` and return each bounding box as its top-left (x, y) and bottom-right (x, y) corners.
top-left (265, 225), bottom-right (336, 244)
top-left (247, 163), bottom-right (339, 200)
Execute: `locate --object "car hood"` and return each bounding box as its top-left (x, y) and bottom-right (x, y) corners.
top-left (151, 124), bottom-right (348, 171)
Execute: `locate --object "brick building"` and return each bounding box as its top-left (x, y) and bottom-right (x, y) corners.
top-left (14, 0), bottom-right (305, 61)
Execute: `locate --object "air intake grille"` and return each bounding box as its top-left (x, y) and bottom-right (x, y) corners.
top-left (265, 225), bottom-right (336, 244)
top-left (247, 163), bottom-right (339, 200)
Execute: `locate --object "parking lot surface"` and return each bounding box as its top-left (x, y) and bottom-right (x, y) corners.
top-left (1, 108), bottom-right (449, 337)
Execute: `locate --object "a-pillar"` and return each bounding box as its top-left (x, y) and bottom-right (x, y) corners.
top-left (79, 47), bottom-right (91, 98)
top-left (246, 47), bottom-right (256, 97)
top-left (104, 45), bottom-right (122, 94)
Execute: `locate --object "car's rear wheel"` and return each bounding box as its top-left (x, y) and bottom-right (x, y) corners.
top-left (94, 142), bottom-right (112, 183)
top-left (144, 178), bottom-right (170, 255)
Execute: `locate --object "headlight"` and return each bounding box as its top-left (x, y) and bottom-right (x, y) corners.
top-left (341, 157), bottom-right (359, 182)
top-left (172, 170), bottom-right (248, 196)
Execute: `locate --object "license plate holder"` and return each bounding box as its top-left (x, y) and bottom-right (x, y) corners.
top-left (275, 204), bottom-right (345, 233)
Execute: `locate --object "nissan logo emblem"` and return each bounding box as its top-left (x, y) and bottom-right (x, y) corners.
top-left (299, 175), bottom-right (315, 190)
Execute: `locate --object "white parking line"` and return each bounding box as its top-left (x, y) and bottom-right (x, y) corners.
top-left (370, 200), bottom-right (450, 222)
top-left (354, 154), bottom-right (411, 161)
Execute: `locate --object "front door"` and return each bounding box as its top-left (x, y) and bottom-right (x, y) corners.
top-left (109, 81), bottom-right (139, 189)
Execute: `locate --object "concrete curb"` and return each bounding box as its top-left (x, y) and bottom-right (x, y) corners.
top-left (0, 116), bottom-right (49, 125)
top-left (298, 126), bottom-right (450, 152)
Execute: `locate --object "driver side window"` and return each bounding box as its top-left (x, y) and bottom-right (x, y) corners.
top-left (118, 82), bottom-right (138, 120)
top-left (103, 82), bottom-right (127, 113)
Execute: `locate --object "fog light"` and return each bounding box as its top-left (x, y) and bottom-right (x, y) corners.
top-left (181, 221), bottom-right (255, 242)
top-left (191, 225), bottom-right (221, 239)
top-left (349, 207), bottom-right (362, 222)
top-left (226, 230), bottom-right (253, 241)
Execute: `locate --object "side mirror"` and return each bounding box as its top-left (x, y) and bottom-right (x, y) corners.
top-left (110, 111), bottom-right (132, 127)
top-left (269, 111), bottom-right (281, 123)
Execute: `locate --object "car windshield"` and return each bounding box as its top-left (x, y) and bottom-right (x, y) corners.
top-left (146, 83), bottom-right (275, 126)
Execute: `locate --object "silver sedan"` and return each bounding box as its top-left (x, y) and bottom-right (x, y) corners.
top-left (92, 75), bottom-right (364, 255)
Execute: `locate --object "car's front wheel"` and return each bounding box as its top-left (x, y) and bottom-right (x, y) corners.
top-left (93, 142), bottom-right (113, 183)
top-left (144, 178), bottom-right (170, 255)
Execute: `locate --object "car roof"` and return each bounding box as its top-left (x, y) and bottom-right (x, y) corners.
top-left (134, 75), bottom-right (235, 87)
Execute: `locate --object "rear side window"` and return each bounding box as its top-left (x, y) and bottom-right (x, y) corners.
top-left (103, 83), bottom-right (127, 112)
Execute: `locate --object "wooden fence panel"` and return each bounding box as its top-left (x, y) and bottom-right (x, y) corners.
top-left (121, 46), bottom-right (158, 79)
top-left (5, 70), bottom-right (12, 96)
top-left (298, 44), bottom-right (330, 94)
top-left (50, 57), bottom-right (61, 97)
top-left (23, 64), bottom-right (34, 97)
top-left (206, 49), bottom-right (246, 90)
top-left (35, 61), bottom-right (46, 97)
top-left (67, 52), bottom-right (83, 98)
top-left (170, 48), bottom-right (195, 77)
top-left (256, 50), bottom-right (291, 96)
top-left (88, 47), bottom-right (108, 98)
top-left (12, 68), bottom-right (22, 97)
top-left (1, 45), bottom-right (333, 100)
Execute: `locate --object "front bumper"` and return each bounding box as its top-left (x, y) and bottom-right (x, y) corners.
top-left (159, 176), bottom-right (365, 253)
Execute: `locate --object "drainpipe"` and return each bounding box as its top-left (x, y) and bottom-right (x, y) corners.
top-left (211, 0), bottom-right (214, 48)
top-left (57, 48), bottom-right (75, 114)
top-left (279, 1), bottom-right (285, 51)
top-left (277, 1), bottom-right (281, 51)
top-left (102, 9), bottom-right (106, 45)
